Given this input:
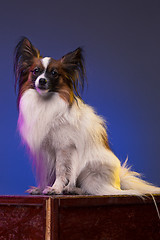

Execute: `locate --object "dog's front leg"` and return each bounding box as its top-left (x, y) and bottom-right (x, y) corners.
top-left (43, 149), bottom-right (69, 195)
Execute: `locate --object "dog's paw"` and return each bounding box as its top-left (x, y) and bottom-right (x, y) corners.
top-left (26, 186), bottom-right (42, 195)
top-left (63, 185), bottom-right (84, 195)
top-left (43, 186), bottom-right (63, 195)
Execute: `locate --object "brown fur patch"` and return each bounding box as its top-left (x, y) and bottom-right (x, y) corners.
top-left (18, 57), bottom-right (44, 101)
top-left (101, 132), bottom-right (110, 149)
top-left (47, 59), bottom-right (74, 105)
top-left (58, 83), bottom-right (74, 105)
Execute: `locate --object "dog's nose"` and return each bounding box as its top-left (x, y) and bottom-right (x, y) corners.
top-left (39, 78), bottom-right (47, 86)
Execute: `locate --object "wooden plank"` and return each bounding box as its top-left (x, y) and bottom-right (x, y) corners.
top-left (54, 195), bottom-right (160, 240)
top-left (51, 198), bottom-right (59, 240)
top-left (54, 194), bottom-right (159, 207)
top-left (0, 196), bottom-right (49, 240)
top-left (45, 198), bottom-right (51, 240)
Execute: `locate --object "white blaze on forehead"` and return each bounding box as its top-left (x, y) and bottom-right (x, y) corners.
top-left (41, 57), bottom-right (51, 70)
top-left (35, 57), bottom-right (51, 96)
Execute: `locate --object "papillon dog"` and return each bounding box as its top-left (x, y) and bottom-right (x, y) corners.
top-left (14, 37), bottom-right (160, 196)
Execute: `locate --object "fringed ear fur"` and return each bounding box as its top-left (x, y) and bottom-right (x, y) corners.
top-left (14, 37), bottom-right (41, 93)
top-left (61, 47), bottom-right (86, 98)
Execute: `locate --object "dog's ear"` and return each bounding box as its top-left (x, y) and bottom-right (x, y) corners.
top-left (14, 37), bottom-right (40, 77)
top-left (61, 47), bottom-right (86, 97)
top-left (14, 37), bottom-right (41, 93)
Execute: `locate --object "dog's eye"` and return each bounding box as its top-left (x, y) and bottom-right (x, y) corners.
top-left (32, 67), bottom-right (40, 75)
top-left (52, 70), bottom-right (58, 77)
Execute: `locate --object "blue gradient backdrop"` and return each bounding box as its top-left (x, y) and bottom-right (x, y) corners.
top-left (0, 0), bottom-right (160, 194)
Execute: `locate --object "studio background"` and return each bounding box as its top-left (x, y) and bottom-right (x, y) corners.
top-left (0, 0), bottom-right (160, 195)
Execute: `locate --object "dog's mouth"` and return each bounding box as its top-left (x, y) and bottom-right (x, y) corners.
top-left (37, 85), bottom-right (48, 90)
top-left (36, 86), bottom-right (49, 96)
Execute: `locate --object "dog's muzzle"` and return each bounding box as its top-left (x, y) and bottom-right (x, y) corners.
top-left (38, 78), bottom-right (48, 89)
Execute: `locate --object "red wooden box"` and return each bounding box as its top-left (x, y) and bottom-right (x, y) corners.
top-left (0, 195), bottom-right (160, 240)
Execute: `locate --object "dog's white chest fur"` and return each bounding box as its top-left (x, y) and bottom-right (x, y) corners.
top-left (18, 89), bottom-right (69, 150)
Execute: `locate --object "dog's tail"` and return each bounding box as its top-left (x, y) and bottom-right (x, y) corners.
top-left (120, 159), bottom-right (160, 195)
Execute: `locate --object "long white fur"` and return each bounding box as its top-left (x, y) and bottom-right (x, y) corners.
top-left (18, 86), bottom-right (160, 196)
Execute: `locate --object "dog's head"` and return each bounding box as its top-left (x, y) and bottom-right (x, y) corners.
top-left (14, 37), bottom-right (85, 105)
